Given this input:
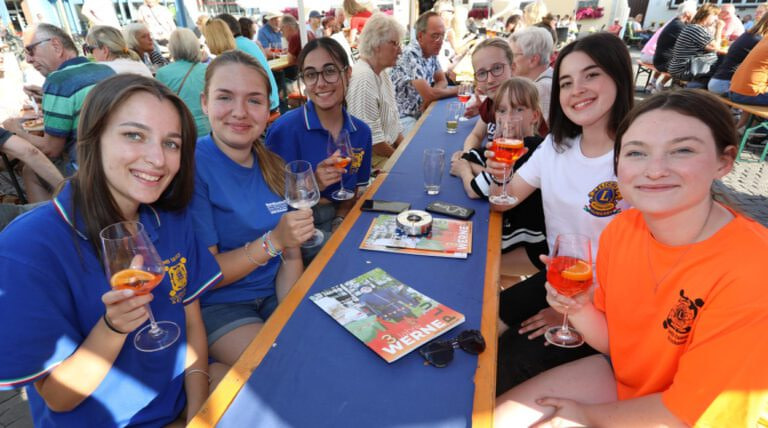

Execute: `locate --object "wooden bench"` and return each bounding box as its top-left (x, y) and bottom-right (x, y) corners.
top-left (634, 61), bottom-right (688, 91)
top-left (719, 97), bottom-right (768, 162)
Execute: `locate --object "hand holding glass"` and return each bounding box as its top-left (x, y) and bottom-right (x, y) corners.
top-left (100, 221), bottom-right (180, 352)
top-left (326, 129), bottom-right (355, 201)
top-left (285, 160), bottom-right (324, 248)
top-left (544, 233), bottom-right (593, 348)
top-left (488, 118), bottom-right (524, 206)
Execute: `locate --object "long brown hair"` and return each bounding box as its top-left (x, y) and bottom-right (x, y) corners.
top-left (203, 50), bottom-right (284, 195)
top-left (549, 32), bottom-right (634, 151)
top-left (68, 74), bottom-right (197, 251)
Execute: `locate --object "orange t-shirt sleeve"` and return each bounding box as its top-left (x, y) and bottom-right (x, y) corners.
top-left (661, 273), bottom-right (768, 425)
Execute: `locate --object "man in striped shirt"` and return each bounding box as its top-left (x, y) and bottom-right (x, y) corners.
top-left (2, 23), bottom-right (114, 197)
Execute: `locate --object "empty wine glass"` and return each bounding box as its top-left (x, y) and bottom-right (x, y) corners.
top-left (285, 160), bottom-right (324, 248)
top-left (100, 221), bottom-right (180, 352)
top-left (326, 129), bottom-right (355, 201)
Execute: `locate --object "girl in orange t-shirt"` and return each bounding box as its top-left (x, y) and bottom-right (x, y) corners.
top-left (495, 90), bottom-right (768, 426)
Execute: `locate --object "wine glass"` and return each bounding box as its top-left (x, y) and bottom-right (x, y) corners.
top-left (488, 117), bottom-right (524, 206)
top-left (100, 221), bottom-right (180, 352)
top-left (457, 82), bottom-right (474, 122)
top-left (544, 234), bottom-right (593, 348)
top-left (326, 129), bottom-right (355, 201)
top-left (285, 160), bottom-right (324, 248)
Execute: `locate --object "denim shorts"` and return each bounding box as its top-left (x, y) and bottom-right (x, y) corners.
top-left (201, 295), bottom-right (278, 346)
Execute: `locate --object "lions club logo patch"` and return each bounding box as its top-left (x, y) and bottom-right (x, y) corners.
top-left (164, 253), bottom-right (188, 304)
top-left (663, 289), bottom-right (704, 345)
top-left (584, 181), bottom-right (623, 217)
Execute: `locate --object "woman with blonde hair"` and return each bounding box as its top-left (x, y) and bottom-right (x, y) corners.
top-left (344, 0), bottom-right (373, 43)
top-left (86, 25), bottom-right (152, 77)
top-left (156, 28), bottom-right (210, 137)
top-left (124, 22), bottom-right (169, 73)
top-left (202, 19), bottom-right (236, 56)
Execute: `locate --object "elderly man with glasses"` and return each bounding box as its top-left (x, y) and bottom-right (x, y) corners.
top-left (509, 27), bottom-right (554, 126)
top-left (391, 11), bottom-right (458, 134)
top-left (2, 23), bottom-right (114, 200)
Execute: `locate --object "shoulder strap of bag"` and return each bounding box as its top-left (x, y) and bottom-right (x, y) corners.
top-left (176, 63), bottom-right (196, 95)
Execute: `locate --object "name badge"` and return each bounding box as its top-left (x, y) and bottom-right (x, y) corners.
top-left (266, 200), bottom-right (288, 214)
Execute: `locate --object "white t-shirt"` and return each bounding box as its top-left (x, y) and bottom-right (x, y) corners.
top-left (517, 134), bottom-right (628, 258)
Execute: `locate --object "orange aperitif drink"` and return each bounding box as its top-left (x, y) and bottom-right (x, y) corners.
top-left (110, 268), bottom-right (164, 295)
top-left (547, 256), bottom-right (593, 297)
top-left (492, 138), bottom-right (525, 165)
top-left (457, 94), bottom-right (471, 103)
top-left (336, 156), bottom-right (351, 168)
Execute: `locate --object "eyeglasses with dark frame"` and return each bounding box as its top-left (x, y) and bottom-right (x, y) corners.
top-left (418, 329), bottom-right (486, 368)
top-left (299, 64), bottom-right (347, 86)
top-left (24, 38), bottom-right (51, 56)
top-left (475, 63), bottom-right (508, 82)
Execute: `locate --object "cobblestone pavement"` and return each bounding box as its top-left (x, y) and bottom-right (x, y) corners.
top-left (0, 46), bottom-right (765, 428)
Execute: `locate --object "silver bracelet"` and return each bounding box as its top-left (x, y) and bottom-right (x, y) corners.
top-left (185, 369), bottom-right (211, 384)
top-left (243, 240), bottom-right (267, 266)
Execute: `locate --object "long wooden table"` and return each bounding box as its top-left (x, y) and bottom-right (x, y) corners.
top-left (190, 99), bottom-right (501, 427)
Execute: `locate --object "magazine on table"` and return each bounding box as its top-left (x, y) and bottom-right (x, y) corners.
top-left (359, 215), bottom-right (472, 259)
top-left (309, 268), bottom-right (465, 363)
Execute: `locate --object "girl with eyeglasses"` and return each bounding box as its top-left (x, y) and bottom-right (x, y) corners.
top-left (486, 33), bottom-right (634, 394)
top-left (266, 38), bottom-right (372, 265)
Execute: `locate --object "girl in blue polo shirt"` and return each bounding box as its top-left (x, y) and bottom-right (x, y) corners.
top-left (190, 50), bottom-right (315, 366)
top-left (266, 37), bottom-right (373, 264)
top-left (0, 74), bottom-right (222, 427)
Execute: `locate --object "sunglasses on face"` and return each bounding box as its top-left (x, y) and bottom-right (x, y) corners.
top-left (83, 43), bottom-right (99, 55)
top-left (418, 329), bottom-right (486, 368)
top-left (24, 38), bottom-right (51, 56)
top-left (475, 63), bottom-right (508, 82)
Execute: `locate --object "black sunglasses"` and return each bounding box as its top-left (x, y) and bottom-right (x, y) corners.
top-left (24, 38), bottom-right (51, 55)
top-left (83, 43), bottom-right (98, 55)
top-left (418, 329), bottom-right (485, 368)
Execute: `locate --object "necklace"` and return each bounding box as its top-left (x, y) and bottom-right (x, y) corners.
top-left (646, 203), bottom-right (714, 292)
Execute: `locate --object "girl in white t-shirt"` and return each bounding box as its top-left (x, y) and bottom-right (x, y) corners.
top-left (488, 33), bottom-right (635, 395)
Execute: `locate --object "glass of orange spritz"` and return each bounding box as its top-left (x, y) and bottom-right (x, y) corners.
top-left (488, 117), bottom-right (525, 206)
top-left (545, 233), bottom-right (593, 348)
top-left (100, 221), bottom-right (180, 352)
top-left (327, 129), bottom-right (355, 201)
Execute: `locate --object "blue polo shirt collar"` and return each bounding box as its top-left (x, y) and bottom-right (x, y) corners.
top-left (53, 182), bottom-right (163, 242)
top-left (302, 100), bottom-right (359, 134)
top-left (57, 56), bottom-right (89, 72)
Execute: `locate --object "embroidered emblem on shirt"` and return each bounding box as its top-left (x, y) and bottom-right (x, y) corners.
top-left (662, 289), bottom-right (704, 345)
top-left (583, 181), bottom-right (623, 217)
top-left (350, 147), bottom-right (364, 174)
top-left (266, 200), bottom-right (288, 215)
top-left (164, 253), bottom-right (188, 304)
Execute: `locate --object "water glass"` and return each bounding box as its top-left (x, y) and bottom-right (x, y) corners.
top-left (423, 148), bottom-right (445, 195)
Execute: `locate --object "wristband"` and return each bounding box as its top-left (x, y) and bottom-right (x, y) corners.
top-left (185, 369), bottom-right (211, 384)
top-left (261, 231), bottom-right (283, 258)
top-left (103, 313), bottom-right (128, 335)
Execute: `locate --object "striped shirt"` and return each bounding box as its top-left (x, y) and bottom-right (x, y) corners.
top-left (668, 24), bottom-right (713, 79)
top-left (346, 60), bottom-right (401, 147)
top-left (42, 59), bottom-right (115, 171)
